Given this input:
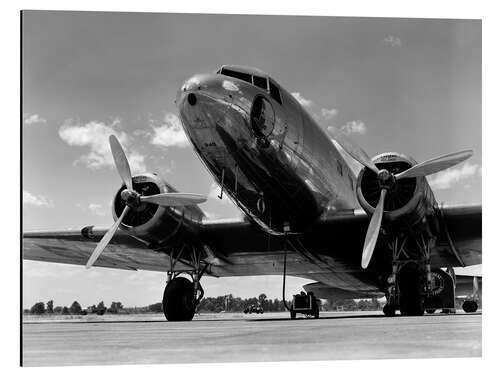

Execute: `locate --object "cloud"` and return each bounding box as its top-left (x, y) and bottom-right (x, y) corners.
top-left (88, 203), bottom-right (107, 217)
top-left (291, 92), bottom-right (313, 108)
top-left (427, 162), bottom-right (481, 190)
top-left (23, 190), bottom-right (53, 207)
top-left (328, 121), bottom-right (367, 135)
top-left (58, 119), bottom-right (146, 173)
top-left (321, 108), bottom-right (338, 120)
top-left (383, 35), bottom-right (402, 47)
top-left (341, 121), bottom-right (367, 135)
top-left (150, 113), bottom-right (189, 148)
top-left (24, 113), bottom-right (47, 126)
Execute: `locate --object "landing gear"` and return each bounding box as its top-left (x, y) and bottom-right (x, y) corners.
top-left (161, 244), bottom-right (208, 321)
top-left (398, 263), bottom-right (424, 316)
top-left (383, 304), bottom-right (396, 317)
top-left (462, 300), bottom-right (478, 313)
top-left (163, 277), bottom-right (196, 321)
top-left (384, 232), bottom-right (455, 316)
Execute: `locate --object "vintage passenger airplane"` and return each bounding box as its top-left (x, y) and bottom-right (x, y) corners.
top-left (23, 65), bottom-right (482, 320)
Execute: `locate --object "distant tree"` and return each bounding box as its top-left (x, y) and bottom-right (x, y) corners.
top-left (62, 306), bottom-right (70, 315)
top-left (53, 306), bottom-right (63, 314)
top-left (70, 301), bottom-right (82, 315)
top-left (30, 302), bottom-right (45, 315)
top-left (46, 300), bottom-right (54, 314)
top-left (148, 302), bottom-right (163, 313)
top-left (88, 305), bottom-right (97, 313)
top-left (23, 309), bottom-right (30, 314)
top-left (96, 301), bottom-right (107, 315)
top-left (109, 302), bottom-right (124, 314)
top-left (258, 293), bottom-right (267, 308)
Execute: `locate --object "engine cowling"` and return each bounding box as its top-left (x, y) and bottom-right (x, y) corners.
top-left (356, 152), bottom-right (437, 230)
top-left (112, 173), bottom-right (203, 246)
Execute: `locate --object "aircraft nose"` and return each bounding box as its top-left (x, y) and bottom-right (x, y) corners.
top-left (176, 74), bottom-right (211, 107)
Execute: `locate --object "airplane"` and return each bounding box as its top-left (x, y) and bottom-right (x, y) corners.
top-left (23, 65), bottom-right (482, 321)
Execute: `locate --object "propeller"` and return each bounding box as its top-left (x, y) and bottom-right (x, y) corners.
top-left (85, 135), bottom-right (207, 269)
top-left (336, 136), bottom-right (473, 269)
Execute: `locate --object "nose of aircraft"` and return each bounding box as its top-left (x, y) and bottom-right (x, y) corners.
top-left (176, 74), bottom-right (212, 108)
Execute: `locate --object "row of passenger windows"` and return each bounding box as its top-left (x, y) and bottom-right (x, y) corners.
top-left (218, 68), bottom-right (282, 105)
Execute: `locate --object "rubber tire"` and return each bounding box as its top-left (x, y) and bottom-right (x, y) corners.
top-left (383, 304), bottom-right (396, 317)
top-left (425, 309), bottom-right (436, 314)
top-left (162, 277), bottom-right (196, 321)
top-left (462, 300), bottom-right (478, 313)
top-left (398, 264), bottom-right (425, 316)
top-left (290, 311), bottom-right (296, 319)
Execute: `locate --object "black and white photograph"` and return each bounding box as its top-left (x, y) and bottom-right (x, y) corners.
top-left (16, 2), bottom-right (490, 370)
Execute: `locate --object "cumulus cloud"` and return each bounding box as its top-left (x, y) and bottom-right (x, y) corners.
top-left (341, 121), bottom-right (367, 135)
top-left (24, 113), bottom-right (47, 126)
top-left (88, 203), bottom-right (106, 217)
top-left (327, 121), bottom-right (367, 135)
top-left (150, 113), bottom-right (189, 148)
top-left (427, 162), bottom-right (481, 190)
top-left (291, 92), bottom-right (313, 108)
top-left (23, 190), bottom-right (53, 207)
top-left (383, 35), bottom-right (402, 47)
top-left (58, 119), bottom-right (146, 173)
top-left (321, 108), bottom-right (338, 120)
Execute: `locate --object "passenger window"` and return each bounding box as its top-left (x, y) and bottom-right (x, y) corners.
top-left (220, 68), bottom-right (252, 84)
top-left (269, 81), bottom-right (282, 105)
top-left (253, 75), bottom-right (268, 90)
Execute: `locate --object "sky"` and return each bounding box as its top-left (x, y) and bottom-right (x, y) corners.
top-left (22, 11), bottom-right (481, 309)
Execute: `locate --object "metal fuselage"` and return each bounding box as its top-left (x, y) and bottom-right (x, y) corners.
top-left (177, 65), bottom-right (358, 234)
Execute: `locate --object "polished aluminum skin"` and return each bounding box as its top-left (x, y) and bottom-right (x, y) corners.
top-left (177, 65), bottom-right (358, 234)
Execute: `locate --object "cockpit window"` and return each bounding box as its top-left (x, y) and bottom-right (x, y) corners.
top-left (220, 68), bottom-right (252, 84)
top-left (269, 80), bottom-right (282, 105)
top-left (253, 75), bottom-right (268, 90)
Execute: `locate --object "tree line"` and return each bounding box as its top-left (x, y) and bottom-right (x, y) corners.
top-left (24, 295), bottom-right (383, 315)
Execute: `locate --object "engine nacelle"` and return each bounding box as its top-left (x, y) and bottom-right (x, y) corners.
top-left (112, 173), bottom-right (203, 246)
top-left (356, 152), bottom-right (437, 231)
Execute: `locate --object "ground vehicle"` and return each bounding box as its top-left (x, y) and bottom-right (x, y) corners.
top-left (243, 304), bottom-right (264, 314)
top-left (290, 292), bottom-right (320, 319)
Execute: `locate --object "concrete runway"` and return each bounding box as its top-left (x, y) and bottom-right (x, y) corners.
top-left (22, 311), bottom-right (481, 366)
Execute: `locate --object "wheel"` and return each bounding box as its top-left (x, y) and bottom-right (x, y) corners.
top-left (383, 304), bottom-right (396, 317)
top-left (398, 263), bottom-right (425, 316)
top-left (162, 277), bottom-right (196, 321)
top-left (290, 311), bottom-right (296, 320)
top-left (425, 309), bottom-right (436, 314)
top-left (462, 300), bottom-right (478, 313)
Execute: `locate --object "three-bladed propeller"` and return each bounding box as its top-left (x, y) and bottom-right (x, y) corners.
top-left (337, 135), bottom-right (472, 269)
top-left (85, 135), bottom-right (207, 269)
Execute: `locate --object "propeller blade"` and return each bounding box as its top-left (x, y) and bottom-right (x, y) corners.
top-left (361, 188), bottom-right (387, 269)
top-left (86, 205), bottom-right (130, 269)
top-left (109, 135), bottom-right (133, 191)
top-left (334, 133), bottom-right (379, 174)
top-left (140, 193), bottom-right (207, 207)
top-left (395, 150), bottom-right (473, 180)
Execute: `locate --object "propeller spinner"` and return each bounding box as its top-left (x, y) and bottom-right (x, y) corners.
top-left (85, 135), bottom-right (207, 269)
top-left (337, 136), bottom-right (472, 269)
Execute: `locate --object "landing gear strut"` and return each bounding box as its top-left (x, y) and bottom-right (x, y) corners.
top-left (383, 232), bottom-right (441, 316)
top-left (162, 244), bottom-right (208, 321)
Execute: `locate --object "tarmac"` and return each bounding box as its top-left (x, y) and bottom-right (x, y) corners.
top-left (22, 311), bottom-right (481, 366)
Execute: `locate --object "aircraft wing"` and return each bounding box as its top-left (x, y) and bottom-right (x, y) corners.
top-left (23, 228), bottom-right (172, 272)
top-left (23, 204), bottom-right (481, 284)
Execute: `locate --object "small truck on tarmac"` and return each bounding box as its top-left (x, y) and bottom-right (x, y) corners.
top-left (290, 291), bottom-right (320, 319)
